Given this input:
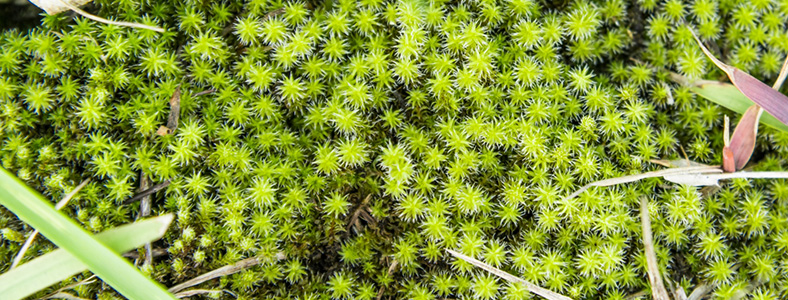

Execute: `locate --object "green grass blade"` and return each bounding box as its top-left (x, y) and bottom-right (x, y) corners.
top-left (689, 80), bottom-right (788, 132)
top-left (0, 214), bottom-right (173, 300)
top-left (0, 169), bottom-right (176, 300)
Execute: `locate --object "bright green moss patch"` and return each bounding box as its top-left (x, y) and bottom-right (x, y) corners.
top-left (2, 0), bottom-right (788, 299)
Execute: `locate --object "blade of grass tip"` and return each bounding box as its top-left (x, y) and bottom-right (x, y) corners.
top-left (51, 0), bottom-right (165, 32)
top-left (639, 197), bottom-right (671, 300)
top-left (168, 252), bottom-right (286, 294)
top-left (445, 249), bottom-right (573, 300)
top-left (729, 105), bottom-right (763, 170)
top-left (773, 54), bottom-right (788, 90)
top-left (565, 166), bottom-right (722, 200)
top-left (0, 169), bottom-right (176, 300)
top-left (10, 179), bottom-right (90, 270)
top-left (691, 29), bottom-right (788, 126)
top-left (0, 215), bottom-right (173, 300)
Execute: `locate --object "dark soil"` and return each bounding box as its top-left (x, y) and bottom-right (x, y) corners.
top-left (0, 1), bottom-right (43, 31)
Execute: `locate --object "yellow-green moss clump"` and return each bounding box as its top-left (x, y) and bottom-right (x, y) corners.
top-left (2, 0), bottom-right (788, 299)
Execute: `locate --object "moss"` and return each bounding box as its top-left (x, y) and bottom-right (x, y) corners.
top-left (1, 0), bottom-right (788, 299)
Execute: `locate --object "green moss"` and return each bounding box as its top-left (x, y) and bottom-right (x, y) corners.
top-left (2, 0), bottom-right (788, 298)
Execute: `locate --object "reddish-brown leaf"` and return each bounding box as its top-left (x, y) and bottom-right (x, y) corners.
top-left (729, 105), bottom-right (763, 170)
top-left (732, 70), bottom-right (788, 126)
top-left (692, 31), bottom-right (788, 126)
top-left (722, 146), bottom-right (735, 173)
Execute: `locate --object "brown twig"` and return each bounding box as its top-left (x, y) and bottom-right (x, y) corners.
top-left (174, 289), bottom-right (231, 299)
top-left (122, 248), bottom-right (167, 260)
top-left (376, 259), bottom-right (399, 300)
top-left (158, 86), bottom-right (182, 136)
top-left (639, 197), bottom-right (671, 300)
top-left (193, 89), bottom-right (216, 97)
top-left (136, 173), bottom-right (153, 266)
top-left (347, 194), bottom-right (373, 233)
top-left (122, 180), bottom-right (171, 205)
top-left (168, 253), bottom-right (286, 294)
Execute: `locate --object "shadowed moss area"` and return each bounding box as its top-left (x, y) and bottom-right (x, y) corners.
top-left (2, 0), bottom-right (788, 299)
top-left (0, 1), bottom-right (44, 31)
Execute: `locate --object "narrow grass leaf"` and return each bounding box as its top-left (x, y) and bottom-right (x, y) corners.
top-left (446, 249), bottom-right (573, 300)
top-left (10, 179), bottom-right (90, 270)
top-left (0, 214), bottom-right (173, 300)
top-left (0, 169), bottom-right (176, 300)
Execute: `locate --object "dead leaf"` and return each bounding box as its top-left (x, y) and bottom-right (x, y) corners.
top-left (728, 105), bottom-right (763, 170)
top-left (692, 30), bottom-right (788, 126)
top-left (156, 126), bottom-right (171, 136)
top-left (166, 86), bottom-right (182, 132)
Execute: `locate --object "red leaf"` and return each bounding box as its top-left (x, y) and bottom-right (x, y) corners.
top-left (692, 31), bottom-right (788, 126)
top-left (729, 105), bottom-right (763, 170)
top-left (731, 70), bottom-right (788, 126)
top-left (722, 146), bottom-right (735, 173)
